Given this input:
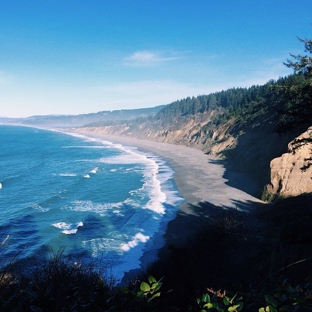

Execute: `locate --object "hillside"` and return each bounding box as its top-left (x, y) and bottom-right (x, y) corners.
top-left (77, 74), bottom-right (312, 199)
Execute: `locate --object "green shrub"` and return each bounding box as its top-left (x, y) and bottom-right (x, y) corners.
top-left (194, 288), bottom-right (243, 312)
top-left (109, 275), bottom-right (164, 311)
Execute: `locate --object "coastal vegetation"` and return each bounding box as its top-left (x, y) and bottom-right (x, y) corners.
top-left (137, 36), bottom-right (312, 138)
top-left (1, 195), bottom-right (312, 310)
top-left (110, 71), bottom-right (311, 147)
top-left (1, 37), bottom-right (312, 310)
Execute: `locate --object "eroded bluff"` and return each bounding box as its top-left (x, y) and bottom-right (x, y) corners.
top-left (265, 126), bottom-right (312, 200)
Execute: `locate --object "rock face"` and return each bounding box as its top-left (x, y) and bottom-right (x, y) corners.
top-left (77, 113), bottom-right (239, 156)
top-left (76, 118), bottom-right (311, 200)
top-left (265, 126), bottom-right (312, 199)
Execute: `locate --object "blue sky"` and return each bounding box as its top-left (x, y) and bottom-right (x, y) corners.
top-left (0, 1), bottom-right (311, 117)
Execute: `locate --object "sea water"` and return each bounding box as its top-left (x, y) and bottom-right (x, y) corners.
top-left (0, 125), bottom-right (183, 280)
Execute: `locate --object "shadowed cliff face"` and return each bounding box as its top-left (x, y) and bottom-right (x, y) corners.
top-left (74, 101), bottom-right (311, 200)
top-left (265, 126), bottom-right (312, 200)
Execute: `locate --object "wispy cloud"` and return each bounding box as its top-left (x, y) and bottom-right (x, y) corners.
top-left (124, 50), bottom-right (180, 67)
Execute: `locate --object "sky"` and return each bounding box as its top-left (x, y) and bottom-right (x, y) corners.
top-left (0, 1), bottom-right (312, 118)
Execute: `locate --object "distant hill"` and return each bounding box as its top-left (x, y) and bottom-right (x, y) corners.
top-left (0, 105), bottom-right (165, 128)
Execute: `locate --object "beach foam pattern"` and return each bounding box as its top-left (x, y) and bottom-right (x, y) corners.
top-left (0, 126), bottom-right (184, 281)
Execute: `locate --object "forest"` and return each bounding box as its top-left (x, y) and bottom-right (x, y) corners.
top-left (118, 72), bottom-right (312, 140)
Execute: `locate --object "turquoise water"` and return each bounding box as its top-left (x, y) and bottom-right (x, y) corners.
top-left (0, 125), bottom-right (183, 280)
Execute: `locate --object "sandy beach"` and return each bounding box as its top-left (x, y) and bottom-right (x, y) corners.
top-left (74, 131), bottom-right (263, 248)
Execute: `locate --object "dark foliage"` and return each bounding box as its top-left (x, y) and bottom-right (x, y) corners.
top-left (0, 250), bottom-right (114, 311)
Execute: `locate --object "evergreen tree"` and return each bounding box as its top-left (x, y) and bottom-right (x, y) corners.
top-left (275, 36), bottom-right (312, 133)
top-left (284, 37), bottom-right (312, 76)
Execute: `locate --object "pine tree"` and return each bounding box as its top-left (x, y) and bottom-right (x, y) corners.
top-left (284, 37), bottom-right (312, 76)
top-left (275, 36), bottom-right (312, 133)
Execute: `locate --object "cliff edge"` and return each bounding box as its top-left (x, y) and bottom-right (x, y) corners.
top-left (265, 126), bottom-right (312, 200)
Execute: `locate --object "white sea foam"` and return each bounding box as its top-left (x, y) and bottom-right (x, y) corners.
top-left (59, 173), bottom-right (77, 177)
top-left (99, 148), bottom-right (148, 165)
top-left (64, 132), bottom-right (183, 214)
top-left (0, 183), bottom-right (2, 189)
top-left (120, 232), bottom-right (150, 252)
top-left (113, 209), bottom-right (123, 216)
top-left (31, 203), bottom-right (50, 212)
top-left (82, 232), bottom-right (150, 256)
top-left (52, 221), bottom-right (71, 230)
top-left (52, 221), bottom-right (83, 234)
top-left (63, 229), bottom-right (77, 234)
top-left (82, 235), bottom-right (127, 256)
top-left (0, 126), bottom-right (187, 286)
top-left (99, 146), bottom-right (168, 215)
top-left (62, 131), bottom-right (184, 280)
top-left (63, 145), bottom-right (108, 149)
top-left (64, 134), bottom-right (167, 220)
top-left (63, 199), bottom-right (136, 217)
top-left (84, 174), bottom-right (90, 178)
top-left (90, 167), bottom-right (99, 174)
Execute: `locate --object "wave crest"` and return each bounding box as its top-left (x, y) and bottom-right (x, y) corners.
top-left (52, 221), bottom-right (83, 235)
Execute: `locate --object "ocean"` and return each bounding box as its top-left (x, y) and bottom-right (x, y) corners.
top-left (0, 125), bottom-right (183, 280)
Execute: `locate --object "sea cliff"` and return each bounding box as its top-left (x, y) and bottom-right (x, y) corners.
top-left (265, 126), bottom-right (312, 200)
top-left (75, 119), bottom-right (310, 200)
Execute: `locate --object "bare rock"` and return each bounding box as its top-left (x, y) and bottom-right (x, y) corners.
top-left (265, 126), bottom-right (312, 199)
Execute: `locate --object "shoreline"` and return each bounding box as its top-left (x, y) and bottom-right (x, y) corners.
top-left (69, 130), bottom-right (264, 278)
top-left (65, 131), bottom-right (264, 284)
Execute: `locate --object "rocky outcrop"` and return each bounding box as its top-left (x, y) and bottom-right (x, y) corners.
top-left (265, 126), bottom-right (312, 200)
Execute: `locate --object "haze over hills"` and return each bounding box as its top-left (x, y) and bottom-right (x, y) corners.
top-left (0, 105), bottom-right (165, 128)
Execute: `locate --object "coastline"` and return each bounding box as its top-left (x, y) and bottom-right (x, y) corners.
top-left (71, 131), bottom-right (263, 249)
